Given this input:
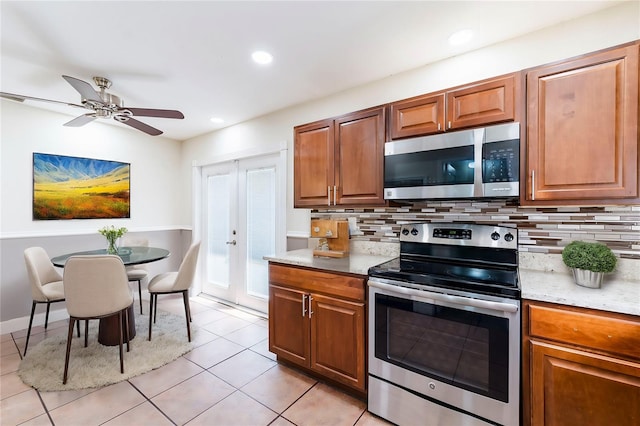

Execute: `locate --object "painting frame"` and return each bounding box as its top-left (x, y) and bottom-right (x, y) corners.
top-left (32, 152), bottom-right (130, 220)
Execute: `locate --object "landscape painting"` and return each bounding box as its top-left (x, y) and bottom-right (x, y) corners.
top-left (33, 153), bottom-right (130, 220)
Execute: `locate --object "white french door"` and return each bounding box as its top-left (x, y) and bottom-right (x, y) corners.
top-left (201, 153), bottom-right (282, 313)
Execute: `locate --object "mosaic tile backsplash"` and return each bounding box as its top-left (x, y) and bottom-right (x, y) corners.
top-left (311, 201), bottom-right (640, 260)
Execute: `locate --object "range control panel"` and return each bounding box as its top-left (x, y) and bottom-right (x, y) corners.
top-left (399, 223), bottom-right (517, 250)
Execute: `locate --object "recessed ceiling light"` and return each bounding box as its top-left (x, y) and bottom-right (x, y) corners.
top-left (210, 117), bottom-right (224, 124)
top-left (251, 50), bottom-right (273, 65)
top-left (448, 29), bottom-right (473, 46)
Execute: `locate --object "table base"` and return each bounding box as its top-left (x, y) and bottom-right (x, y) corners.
top-left (98, 304), bottom-right (136, 346)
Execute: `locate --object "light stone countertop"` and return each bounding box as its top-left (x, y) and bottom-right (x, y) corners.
top-left (520, 252), bottom-right (640, 316)
top-left (265, 243), bottom-right (639, 317)
top-left (264, 248), bottom-right (396, 276)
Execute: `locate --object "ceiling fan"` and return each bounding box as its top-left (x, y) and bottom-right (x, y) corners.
top-left (0, 75), bottom-right (184, 136)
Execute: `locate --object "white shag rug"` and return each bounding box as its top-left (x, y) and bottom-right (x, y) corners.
top-left (18, 309), bottom-right (196, 392)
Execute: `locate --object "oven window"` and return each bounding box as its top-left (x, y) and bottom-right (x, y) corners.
top-left (374, 293), bottom-right (509, 402)
top-left (384, 145), bottom-right (474, 188)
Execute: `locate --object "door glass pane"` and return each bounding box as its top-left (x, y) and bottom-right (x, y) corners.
top-left (207, 174), bottom-right (230, 288)
top-left (245, 167), bottom-right (275, 298)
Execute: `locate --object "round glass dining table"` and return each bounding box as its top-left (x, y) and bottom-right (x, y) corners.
top-left (51, 246), bottom-right (171, 346)
top-left (51, 246), bottom-right (170, 267)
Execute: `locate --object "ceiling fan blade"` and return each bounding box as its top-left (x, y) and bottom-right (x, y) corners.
top-left (64, 114), bottom-right (97, 127)
top-left (1, 91), bottom-right (85, 109)
top-left (62, 75), bottom-right (103, 103)
top-left (116, 116), bottom-right (163, 136)
top-left (122, 107), bottom-right (184, 119)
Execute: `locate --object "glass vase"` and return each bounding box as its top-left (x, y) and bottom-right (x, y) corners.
top-left (107, 238), bottom-right (119, 255)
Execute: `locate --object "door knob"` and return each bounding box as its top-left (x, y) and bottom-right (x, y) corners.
top-left (226, 240), bottom-right (236, 245)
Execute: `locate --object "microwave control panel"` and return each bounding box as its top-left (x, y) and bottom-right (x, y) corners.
top-left (482, 139), bottom-right (519, 183)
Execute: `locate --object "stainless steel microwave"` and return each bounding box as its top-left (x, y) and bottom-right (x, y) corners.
top-left (384, 122), bottom-right (520, 200)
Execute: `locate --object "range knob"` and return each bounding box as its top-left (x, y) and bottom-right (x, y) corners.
top-left (491, 232), bottom-right (500, 241)
top-left (504, 232), bottom-right (514, 242)
top-left (402, 228), bottom-right (410, 236)
top-left (410, 228), bottom-right (419, 236)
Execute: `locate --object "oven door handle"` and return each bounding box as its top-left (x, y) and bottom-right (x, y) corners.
top-left (368, 280), bottom-right (519, 314)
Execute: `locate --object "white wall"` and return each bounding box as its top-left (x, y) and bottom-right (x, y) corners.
top-left (180, 2), bottom-right (640, 237)
top-left (1, 101), bottom-right (185, 237)
top-left (0, 101), bottom-right (186, 329)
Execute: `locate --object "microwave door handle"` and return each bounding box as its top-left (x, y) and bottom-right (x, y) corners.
top-left (368, 279), bottom-right (519, 314)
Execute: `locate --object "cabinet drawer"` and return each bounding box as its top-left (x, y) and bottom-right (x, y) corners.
top-left (269, 263), bottom-right (365, 301)
top-left (528, 304), bottom-right (640, 360)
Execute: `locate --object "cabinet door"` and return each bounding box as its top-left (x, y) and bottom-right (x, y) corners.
top-left (334, 107), bottom-right (386, 206)
top-left (309, 294), bottom-right (366, 391)
top-left (530, 340), bottom-right (640, 426)
top-left (294, 119), bottom-right (334, 207)
top-left (269, 285), bottom-right (310, 367)
top-left (389, 93), bottom-right (445, 139)
top-left (526, 43), bottom-right (639, 203)
top-left (446, 74), bottom-right (516, 130)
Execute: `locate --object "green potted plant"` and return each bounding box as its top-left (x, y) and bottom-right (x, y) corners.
top-left (99, 225), bottom-right (128, 255)
top-left (561, 241), bottom-right (617, 288)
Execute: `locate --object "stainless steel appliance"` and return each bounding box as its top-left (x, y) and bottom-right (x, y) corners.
top-left (384, 122), bottom-right (520, 200)
top-left (368, 223), bottom-right (520, 426)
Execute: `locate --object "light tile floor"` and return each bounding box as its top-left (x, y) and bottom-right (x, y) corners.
top-left (1, 295), bottom-right (391, 426)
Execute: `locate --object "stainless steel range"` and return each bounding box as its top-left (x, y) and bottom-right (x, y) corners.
top-left (368, 223), bottom-right (520, 426)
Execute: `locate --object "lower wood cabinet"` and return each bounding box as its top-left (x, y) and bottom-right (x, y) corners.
top-left (523, 300), bottom-right (640, 426)
top-left (268, 263), bottom-right (366, 394)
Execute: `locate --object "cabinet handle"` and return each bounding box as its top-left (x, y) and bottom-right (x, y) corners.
top-left (308, 295), bottom-right (313, 318)
top-left (327, 186), bottom-right (331, 206)
top-left (448, 121), bottom-right (451, 129)
top-left (437, 122), bottom-right (441, 131)
top-left (531, 170), bottom-right (535, 201)
top-left (333, 185), bottom-right (337, 206)
top-left (302, 294), bottom-right (307, 317)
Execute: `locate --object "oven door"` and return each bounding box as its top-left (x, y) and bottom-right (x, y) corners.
top-left (368, 278), bottom-right (520, 426)
top-left (383, 127), bottom-right (481, 200)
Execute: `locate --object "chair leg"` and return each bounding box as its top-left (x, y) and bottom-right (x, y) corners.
top-left (44, 302), bottom-right (51, 329)
top-left (118, 310), bottom-right (124, 374)
top-left (137, 280), bottom-right (143, 315)
top-left (148, 294), bottom-right (154, 341)
top-left (76, 320), bottom-right (81, 338)
top-left (63, 318), bottom-right (76, 384)
top-left (84, 319), bottom-right (89, 347)
top-left (125, 307), bottom-right (130, 353)
top-left (153, 295), bottom-right (158, 323)
top-left (23, 301), bottom-right (37, 356)
top-left (182, 291), bottom-right (192, 342)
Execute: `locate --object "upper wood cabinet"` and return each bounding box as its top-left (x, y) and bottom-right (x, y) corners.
top-left (524, 42), bottom-right (639, 205)
top-left (294, 106), bottom-right (385, 208)
top-left (389, 73), bottom-right (520, 139)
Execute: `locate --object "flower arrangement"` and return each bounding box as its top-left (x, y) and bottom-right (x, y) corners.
top-left (99, 225), bottom-right (128, 254)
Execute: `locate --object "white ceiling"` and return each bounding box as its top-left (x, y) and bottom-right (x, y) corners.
top-left (0, 1), bottom-right (623, 141)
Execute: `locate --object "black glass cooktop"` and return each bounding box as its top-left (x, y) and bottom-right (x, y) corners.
top-left (369, 255), bottom-right (520, 299)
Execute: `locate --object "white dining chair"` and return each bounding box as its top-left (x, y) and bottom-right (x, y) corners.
top-left (62, 255), bottom-right (133, 385)
top-left (23, 247), bottom-right (79, 356)
top-left (147, 242), bottom-right (200, 342)
top-left (121, 236), bottom-right (149, 314)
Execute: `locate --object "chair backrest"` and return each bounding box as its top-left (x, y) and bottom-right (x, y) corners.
top-left (24, 247), bottom-right (63, 301)
top-left (121, 236), bottom-right (149, 248)
top-left (172, 242), bottom-right (201, 291)
top-left (63, 255), bottom-right (133, 318)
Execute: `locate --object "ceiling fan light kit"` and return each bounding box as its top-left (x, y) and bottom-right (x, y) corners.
top-left (0, 75), bottom-right (184, 136)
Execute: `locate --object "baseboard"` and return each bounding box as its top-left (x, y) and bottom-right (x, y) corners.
top-left (0, 308), bottom-right (69, 335)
